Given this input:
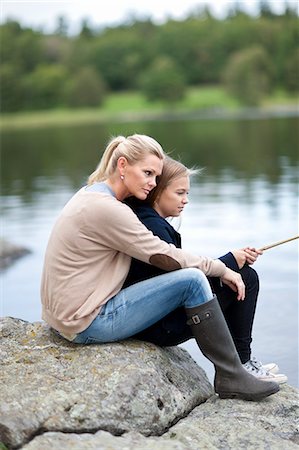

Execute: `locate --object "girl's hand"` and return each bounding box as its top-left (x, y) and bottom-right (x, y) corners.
top-left (231, 249), bottom-right (247, 269)
top-left (243, 247), bottom-right (263, 265)
top-left (232, 247), bottom-right (263, 268)
top-left (220, 268), bottom-right (245, 301)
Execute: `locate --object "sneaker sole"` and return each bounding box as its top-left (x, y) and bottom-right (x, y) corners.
top-left (259, 377), bottom-right (288, 385)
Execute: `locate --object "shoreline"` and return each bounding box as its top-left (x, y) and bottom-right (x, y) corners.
top-left (1, 103), bottom-right (298, 131)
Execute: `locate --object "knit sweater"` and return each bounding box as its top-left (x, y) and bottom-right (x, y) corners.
top-left (41, 187), bottom-right (226, 335)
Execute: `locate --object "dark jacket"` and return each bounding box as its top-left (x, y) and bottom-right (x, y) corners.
top-left (123, 202), bottom-right (238, 289)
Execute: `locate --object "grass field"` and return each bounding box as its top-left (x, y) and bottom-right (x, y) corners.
top-left (1, 85), bottom-right (297, 130)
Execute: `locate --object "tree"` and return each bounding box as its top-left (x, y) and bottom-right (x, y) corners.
top-left (79, 18), bottom-right (94, 39)
top-left (55, 15), bottom-right (69, 36)
top-left (22, 64), bottom-right (68, 109)
top-left (223, 46), bottom-right (274, 105)
top-left (258, 0), bottom-right (276, 18)
top-left (0, 64), bottom-right (23, 111)
top-left (65, 66), bottom-right (106, 107)
top-left (285, 49), bottom-right (299, 92)
top-left (139, 57), bottom-right (186, 103)
top-left (91, 29), bottom-right (149, 90)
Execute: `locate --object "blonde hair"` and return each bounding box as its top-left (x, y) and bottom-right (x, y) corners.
top-left (147, 155), bottom-right (200, 206)
top-left (88, 134), bottom-right (165, 184)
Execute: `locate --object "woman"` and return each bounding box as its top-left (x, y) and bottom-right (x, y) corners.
top-left (124, 156), bottom-right (287, 384)
top-left (41, 134), bottom-right (279, 401)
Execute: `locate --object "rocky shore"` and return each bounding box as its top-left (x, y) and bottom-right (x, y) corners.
top-left (0, 317), bottom-right (298, 450)
top-left (0, 240), bottom-right (31, 270)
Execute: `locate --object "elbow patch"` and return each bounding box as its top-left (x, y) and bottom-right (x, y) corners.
top-left (149, 254), bottom-right (181, 271)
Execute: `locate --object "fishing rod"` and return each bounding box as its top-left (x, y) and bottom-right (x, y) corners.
top-left (258, 235), bottom-right (299, 252)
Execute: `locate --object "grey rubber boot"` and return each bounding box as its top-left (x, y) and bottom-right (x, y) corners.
top-left (186, 295), bottom-right (280, 401)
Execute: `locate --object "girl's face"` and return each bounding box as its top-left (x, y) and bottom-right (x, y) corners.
top-left (122, 154), bottom-right (163, 200)
top-left (155, 175), bottom-right (190, 218)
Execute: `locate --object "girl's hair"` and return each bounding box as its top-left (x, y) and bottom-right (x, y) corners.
top-left (88, 134), bottom-right (165, 184)
top-left (147, 155), bottom-right (200, 206)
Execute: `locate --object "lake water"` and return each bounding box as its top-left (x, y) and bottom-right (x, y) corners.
top-left (1, 114), bottom-right (298, 387)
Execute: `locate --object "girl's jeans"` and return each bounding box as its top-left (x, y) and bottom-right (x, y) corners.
top-left (209, 264), bottom-right (259, 363)
top-left (73, 268), bottom-right (213, 344)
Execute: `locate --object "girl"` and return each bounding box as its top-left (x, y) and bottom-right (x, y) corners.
top-left (124, 156), bottom-right (287, 384)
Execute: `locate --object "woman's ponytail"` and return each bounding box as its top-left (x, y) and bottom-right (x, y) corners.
top-left (87, 134), bottom-right (165, 185)
top-left (87, 136), bottom-right (126, 184)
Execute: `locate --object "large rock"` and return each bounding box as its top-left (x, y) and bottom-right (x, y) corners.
top-left (19, 387), bottom-right (299, 450)
top-left (1, 317), bottom-right (298, 450)
top-left (0, 317), bottom-right (212, 449)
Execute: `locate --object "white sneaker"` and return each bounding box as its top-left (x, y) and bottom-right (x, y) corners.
top-left (251, 356), bottom-right (279, 374)
top-left (243, 359), bottom-right (288, 384)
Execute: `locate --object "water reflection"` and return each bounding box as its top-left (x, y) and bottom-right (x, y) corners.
top-left (2, 117), bottom-right (298, 202)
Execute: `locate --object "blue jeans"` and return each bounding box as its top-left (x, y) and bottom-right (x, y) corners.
top-left (73, 268), bottom-right (213, 344)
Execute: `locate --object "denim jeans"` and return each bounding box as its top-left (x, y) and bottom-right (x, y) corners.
top-left (73, 268), bottom-right (213, 344)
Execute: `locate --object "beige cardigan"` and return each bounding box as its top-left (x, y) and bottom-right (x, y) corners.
top-left (41, 188), bottom-right (226, 335)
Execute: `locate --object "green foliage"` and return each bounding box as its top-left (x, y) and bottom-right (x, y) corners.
top-left (23, 64), bottom-right (68, 109)
top-left (91, 28), bottom-right (151, 90)
top-left (1, 21), bottom-right (43, 72)
top-left (223, 46), bottom-right (274, 105)
top-left (42, 35), bottom-right (71, 65)
top-left (0, 63), bottom-right (23, 112)
top-left (285, 49), bottom-right (299, 92)
top-left (65, 67), bottom-right (107, 107)
top-left (139, 57), bottom-right (186, 103)
top-left (0, 6), bottom-right (298, 113)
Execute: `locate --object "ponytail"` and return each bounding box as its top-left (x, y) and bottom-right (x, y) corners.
top-left (88, 134), bottom-right (165, 185)
top-left (88, 136), bottom-right (126, 184)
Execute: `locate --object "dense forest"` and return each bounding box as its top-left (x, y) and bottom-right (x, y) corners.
top-left (1, 1), bottom-right (298, 112)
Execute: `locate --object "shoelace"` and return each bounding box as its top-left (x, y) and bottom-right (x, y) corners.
top-left (251, 357), bottom-right (263, 368)
top-left (247, 360), bottom-right (270, 376)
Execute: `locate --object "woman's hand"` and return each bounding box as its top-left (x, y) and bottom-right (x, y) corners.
top-left (232, 247), bottom-right (263, 269)
top-left (220, 267), bottom-right (245, 301)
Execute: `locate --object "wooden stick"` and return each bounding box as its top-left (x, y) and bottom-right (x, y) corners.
top-left (258, 235), bottom-right (299, 251)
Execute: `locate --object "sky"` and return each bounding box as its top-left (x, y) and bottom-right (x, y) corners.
top-left (0, 0), bottom-right (297, 34)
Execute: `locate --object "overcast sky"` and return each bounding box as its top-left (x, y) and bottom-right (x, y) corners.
top-left (0, 1), bottom-right (297, 33)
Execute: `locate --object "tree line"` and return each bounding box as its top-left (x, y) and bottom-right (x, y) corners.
top-left (1, 1), bottom-right (298, 112)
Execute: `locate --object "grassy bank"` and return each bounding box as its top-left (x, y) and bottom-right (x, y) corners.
top-left (1, 86), bottom-right (298, 130)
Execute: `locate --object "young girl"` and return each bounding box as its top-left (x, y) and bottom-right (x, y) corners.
top-left (124, 156), bottom-right (287, 384)
top-left (41, 134), bottom-right (279, 401)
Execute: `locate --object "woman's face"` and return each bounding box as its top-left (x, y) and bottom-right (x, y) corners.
top-left (155, 176), bottom-right (190, 218)
top-left (123, 154), bottom-right (163, 200)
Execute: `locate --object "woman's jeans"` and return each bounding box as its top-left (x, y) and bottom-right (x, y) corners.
top-left (73, 268), bottom-right (213, 345)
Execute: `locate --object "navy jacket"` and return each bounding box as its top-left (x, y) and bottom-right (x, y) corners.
top-left (123, 202), bottom-right (238, 288)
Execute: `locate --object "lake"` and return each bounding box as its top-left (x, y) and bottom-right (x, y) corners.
top-left (1, 113), bottom-right (298, 387)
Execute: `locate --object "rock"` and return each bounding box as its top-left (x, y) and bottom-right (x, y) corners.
top-left (0, 239), bottom-right (31, 270)
top-left (0, 317), bottom-right (212, 449)
top-left (1, 317), bottom-right (298, 450)
top-left (20, 386), bottom-right (299, 450)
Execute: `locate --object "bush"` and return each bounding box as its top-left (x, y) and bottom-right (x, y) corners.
top-left (223, 46), bottom-right (274, 105)
top-left (65, 66), bottom-right (106, 107)
top-left (285, 49), bottom-right (299, 92)
top-left (139, 57), bottom-right (187, 103)
top-left (0, 64), bottom-right (23, 112)
top-left (23, 64), bottom-right (68, 109)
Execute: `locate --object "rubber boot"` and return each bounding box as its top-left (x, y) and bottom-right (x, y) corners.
top-left (186, 295), bottom-right (280, 401)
